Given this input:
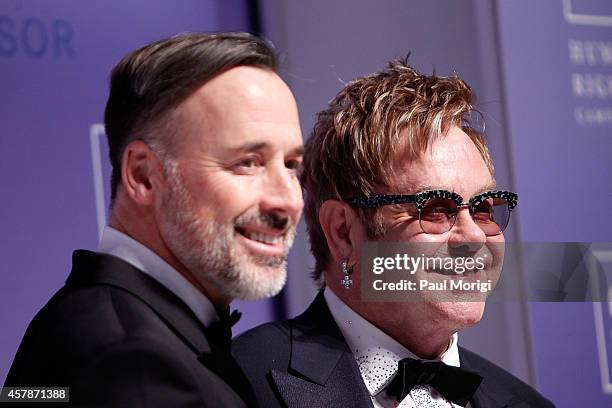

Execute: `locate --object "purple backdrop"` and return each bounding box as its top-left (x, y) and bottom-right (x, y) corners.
top-left (496, 0), bottom-right (612, 406)
top-left (0, 0), bottom-right (276, 384)
top-left (3, 1), bottom-right (612, 405)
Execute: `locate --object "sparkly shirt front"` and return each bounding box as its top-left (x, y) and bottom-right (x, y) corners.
top-left (324, 287), bottom-right (461, 408)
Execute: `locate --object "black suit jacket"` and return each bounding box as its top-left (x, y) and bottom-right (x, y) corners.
top-left (5, 250), bottom-right (256, 407)
top-left (233, 292), bottom-right (555, 408)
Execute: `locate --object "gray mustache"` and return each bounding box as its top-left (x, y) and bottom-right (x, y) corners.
top-left (235, 212), bottom-right (292, 232)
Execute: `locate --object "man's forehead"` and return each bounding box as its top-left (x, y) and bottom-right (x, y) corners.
top-left (409, 181), bottom-right (497, 195)
top-left (386, 128), bottom-right (495, 195)
top-left (383, 175), bottom-right (496, 195)
top-left (193, 66), bottom-right (288, 108)
top-left (171, 65), bottom-right (301, 155)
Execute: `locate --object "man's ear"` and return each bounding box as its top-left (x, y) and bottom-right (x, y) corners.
top-left (120, 140), bottom-right (164, 206)
top-left (319, 199), bottom-right (363, 265)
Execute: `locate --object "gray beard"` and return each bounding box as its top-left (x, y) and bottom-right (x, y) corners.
top-left (158, 160), bottom-right (294, 300)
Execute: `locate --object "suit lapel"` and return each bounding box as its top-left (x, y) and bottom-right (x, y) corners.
top-left (267, 291), bottom-right (527, 408)
top-left (270, 292), bottom-right (373, 408)
top-left (460, 347), bottom-right (516, 408)
top-left (67, 250), bottom-right (210, 353)
top-left (198, 350), bottom-right (258, 406)
top-left (67, 250), bottom-right (257, 406)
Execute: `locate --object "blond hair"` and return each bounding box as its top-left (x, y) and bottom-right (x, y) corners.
top-left (300, 58), bottom-right (494, 280)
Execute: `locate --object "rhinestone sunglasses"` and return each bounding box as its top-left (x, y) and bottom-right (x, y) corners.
top-left (345, 189), bottom-right (518, 236)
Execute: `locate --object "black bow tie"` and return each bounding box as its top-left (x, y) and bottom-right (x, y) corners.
top-left (385, 357), bottom-right (483, 407)
top-left (205, 309), bottom-right (242, 350)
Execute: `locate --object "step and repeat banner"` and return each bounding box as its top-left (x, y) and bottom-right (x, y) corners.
top-left (0, 0), bottom-right (271, 384)
top-left (496, 0), bottom-right (612, 406)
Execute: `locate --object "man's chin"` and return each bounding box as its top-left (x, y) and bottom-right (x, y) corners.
top-left (431, 300), bottom-right (486, 330)
top-left (217, 261), bottom-right (288, 301)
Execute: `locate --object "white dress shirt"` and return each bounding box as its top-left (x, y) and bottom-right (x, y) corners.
top-left (97, 226), bottom-right (219, 327)
top-left (324, 287), bottom-right (461, 408)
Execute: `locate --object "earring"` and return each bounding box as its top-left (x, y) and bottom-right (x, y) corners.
top-left (341, 260), bottom-right (353, 289)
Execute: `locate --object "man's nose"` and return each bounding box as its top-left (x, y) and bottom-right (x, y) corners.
top-left (448, 207), bottom-right (487, 254)
top-left (259, 165), bottom-right (304, 223)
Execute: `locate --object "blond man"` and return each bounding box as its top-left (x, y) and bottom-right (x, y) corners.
top-left (233, 59), bottom-right (553, 408)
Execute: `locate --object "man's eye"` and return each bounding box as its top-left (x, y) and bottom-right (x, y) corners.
top-left (239, 159), bottom-right (256, 167)
top-left (422, 206), bottom-right (455, 216)
top-left (237, 157), bottom-right (261, 167)
top-left (233, 156), bottom-right (262, 172)
top-left (474, 205), bottom-right (492, 213)
top-left (285, 159), bottom-right (302, 170)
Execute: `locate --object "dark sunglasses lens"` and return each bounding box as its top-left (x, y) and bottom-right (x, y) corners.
top-left (419, 198), bottom-right (457, 234)
top-left (471, 197), bottom-right (511, 236)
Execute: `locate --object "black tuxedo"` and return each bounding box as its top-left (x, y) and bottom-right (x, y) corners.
top-left (5, 250), bottom-right (256, 407)
top-left (233, 292), bottom-right (555, 408)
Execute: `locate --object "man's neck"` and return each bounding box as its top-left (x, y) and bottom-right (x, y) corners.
top-left (108, 213), bottom-right (232, 311)
top-left (328, 283), bottom-right (455, 359)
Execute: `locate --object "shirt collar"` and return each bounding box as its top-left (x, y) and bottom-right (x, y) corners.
top-left (324, 286), bottom-right (459, 396)
top-left (97, 226), bottom-right (219, 327)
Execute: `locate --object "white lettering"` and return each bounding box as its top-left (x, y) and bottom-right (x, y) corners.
top-left (568, 40), bottom-right (612, 67)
